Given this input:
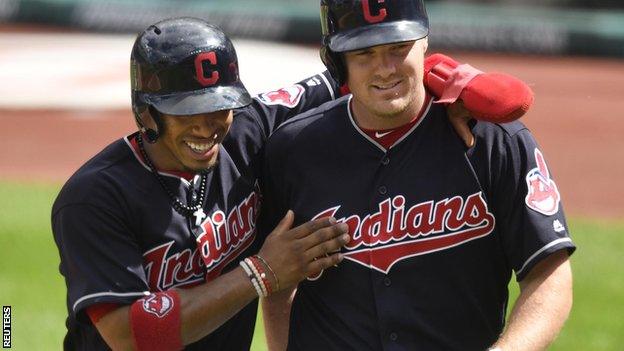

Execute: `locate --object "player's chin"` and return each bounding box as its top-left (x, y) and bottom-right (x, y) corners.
top-left (182, 162), bottom-right (216, 174)
top-left (372, 100), bottom-right (411, 118)
top-left (180, 155), bottom-right (219, 173)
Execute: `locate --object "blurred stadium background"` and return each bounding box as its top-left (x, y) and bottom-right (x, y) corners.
top-left (0, 0), bottom-right (623, 350)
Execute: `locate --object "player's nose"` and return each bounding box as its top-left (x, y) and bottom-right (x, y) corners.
top-left (191, 110), bottom-right (230, 136)
top-left (373, 51), bottom-right (397, 78)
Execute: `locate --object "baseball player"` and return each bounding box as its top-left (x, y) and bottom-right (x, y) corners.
top-left (51, 16), bottom-right (535, 351)
top-left (260, 1), bottom-right (575, 351)
top-left (51, 18), bottom-right (349, 351)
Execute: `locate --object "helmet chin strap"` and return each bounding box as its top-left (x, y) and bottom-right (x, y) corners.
top-left (141, 127), bottom-right (160, 143)
top-left (133, 106), bottom-right (160, 143)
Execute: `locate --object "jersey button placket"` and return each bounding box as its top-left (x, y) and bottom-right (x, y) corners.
top-left (378, 186), bottom-right (387, 195)
top-left (389, 332), bottom-right (398, 342)
top-left (383, 277), bottom-right (391, 287)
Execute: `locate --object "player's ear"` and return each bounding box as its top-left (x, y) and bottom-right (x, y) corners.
top-left (140, 107), bottom-right (159, 132)
top-left (422, 36), bottom-right (429, 53)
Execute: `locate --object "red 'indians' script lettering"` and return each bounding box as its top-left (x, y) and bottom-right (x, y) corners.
top-left (310, 192), bottom-right (495, 277)
top-left (144, 241), bottom-right (204, 291)
top-left (196, 190), bottom-right (260, 281)
top-left (143, 190), bottom-right (260, 289)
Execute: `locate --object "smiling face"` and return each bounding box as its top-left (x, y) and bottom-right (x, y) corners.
top-left (144, 109), bottom-right (233, 173)
top-left (344, 38), bottom-right (428, 130)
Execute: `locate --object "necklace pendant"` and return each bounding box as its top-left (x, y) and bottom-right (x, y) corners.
top-left (194, 208), bottom-right (207, 226)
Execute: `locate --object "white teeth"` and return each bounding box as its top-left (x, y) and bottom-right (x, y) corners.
top-left (375, 82), bottom-right (400, 90)
top-left (185, 141), bottom-right (213, 153)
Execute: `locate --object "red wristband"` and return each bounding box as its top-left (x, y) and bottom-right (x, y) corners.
top-left (129, 291), bottom-right (182, 351)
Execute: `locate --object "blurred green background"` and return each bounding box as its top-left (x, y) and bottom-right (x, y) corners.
top-left (1, 181), bottom-right (622, 350)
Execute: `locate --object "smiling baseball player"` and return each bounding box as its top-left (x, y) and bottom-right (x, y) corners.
top-left (260, 1), bottom-right (575, 351)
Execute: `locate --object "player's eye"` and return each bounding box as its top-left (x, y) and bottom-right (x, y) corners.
top-left (392, 43), bottom-right (411, 53)
top-left (353, 49), bottom-right (373, 56)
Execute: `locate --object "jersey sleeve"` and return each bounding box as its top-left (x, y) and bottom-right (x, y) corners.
top-left (224, 71), bottom-right (339, 180)
top-left (487, 127), bottom-right (576, 281)
top-left (249, 70), bottom-right (338, 138)
top-left (52, 203), bottom-right (150, 321)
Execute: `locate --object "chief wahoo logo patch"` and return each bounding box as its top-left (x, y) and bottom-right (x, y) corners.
top-left (525, 148), bottom-right (560, 215)
top-left (142, 293), bottom-right (174, 318)
top-left (258, 84), bottom-right (305, 108)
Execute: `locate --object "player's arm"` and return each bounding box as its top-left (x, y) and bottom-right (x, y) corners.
top-left (91, 212), bottom-right (349, 351)
top-left (479, 128), bottom-right (575, 351)
top-left (262, 287), bottom-right (297, 351)
top-left (251, 71), bottom-right (339, 135)
top-left (489, 250), bottom-right (573, 351)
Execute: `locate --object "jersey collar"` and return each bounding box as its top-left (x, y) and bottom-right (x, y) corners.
top-left (347, 94), bottom-right (433, 152)
top-left (124, 133), bottom-right (196, 183)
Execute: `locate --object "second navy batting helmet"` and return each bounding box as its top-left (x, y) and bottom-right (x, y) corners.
top-left (320, 0), bottom-right (429, 85)
top-left (131, 17), bottom-right (251, 142)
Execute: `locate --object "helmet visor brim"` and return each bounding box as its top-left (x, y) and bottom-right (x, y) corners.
top-left (329, 20), bottom-right (429, 53)
top-left (142, 81), bottom-right (252, 116)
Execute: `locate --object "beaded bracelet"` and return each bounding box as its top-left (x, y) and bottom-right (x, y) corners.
top-left (254, 254), bottom-right (280, 292)
top-left (248, 256), bottom-right (272, 295)
top-left (245, 257), bottom-right (268, 297)
top-left (239, 259), bottom-right (264, 297)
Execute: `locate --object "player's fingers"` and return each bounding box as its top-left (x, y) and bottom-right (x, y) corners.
top-left (447, 101), bottom-right (475, 148)
top-left (272, 210), bottom-right (295, 236)
top-left (304, 232), bottom-right (350, 261)
top-left (289, 216), bottom-right (337, 239)
top-left (307, 253), bottom-right (344, 274)
top-left (298, 222), bottom-right (348, 249)
top-left (304, 230), bottom-right (351, 261)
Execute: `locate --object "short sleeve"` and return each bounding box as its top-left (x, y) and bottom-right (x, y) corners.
top-left (225, 71), bottom-right (338, 179)
top-left (250, 71), bottom-right (338, 138)
top-left (52, 203), bottom-right (150, 320)
top-left (492, 128), bottom-right (575, 281)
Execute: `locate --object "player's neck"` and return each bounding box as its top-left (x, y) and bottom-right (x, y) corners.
top-left (143, 140), bottom-right (175, 171)
top-left (351, 85), bottom-right (427, 131)
top-left (140, 137), bottom-right (196, 180)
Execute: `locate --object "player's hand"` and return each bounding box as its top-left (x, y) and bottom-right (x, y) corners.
top-left (447, 101), bottom-right (475, 148)
top-left (258, 210), bottom-right (350, 291)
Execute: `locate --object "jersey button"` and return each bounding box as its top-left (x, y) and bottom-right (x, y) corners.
top-left (378, 186), bottom-right (387, 195)
top-left (381, 157), bottom-right (390, 165)
top-left (389, 332), bottom-right (398, 341)
top-left (383, 277), bottom-right (391, 287)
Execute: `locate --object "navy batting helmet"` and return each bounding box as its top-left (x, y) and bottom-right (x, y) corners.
top-left (320, 0), bottom-right (429, 85)
top-left (131, 17), bottom-right (251, 142)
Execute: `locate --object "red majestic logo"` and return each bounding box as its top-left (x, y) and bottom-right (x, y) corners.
top-left (310, 192), bottom-right (495, 278)
top-left (258, 84), bottom-right (305, 108)
top-left (143, 189), bottom-right (260, 290)
top-left (141, 293), bottom-right (174, 318)
top-left (525, 148), bottom-right (560, 215)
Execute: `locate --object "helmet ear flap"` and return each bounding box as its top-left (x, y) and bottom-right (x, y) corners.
top-left (144, 106), bottom-right (165, 143)
top-left (133, 101), bottom-right (163, 143)
top-left (320, 46), bottom-right (346, 87)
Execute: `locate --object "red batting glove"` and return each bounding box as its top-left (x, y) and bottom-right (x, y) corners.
top-left (424, 53), bottom-right (534, 123)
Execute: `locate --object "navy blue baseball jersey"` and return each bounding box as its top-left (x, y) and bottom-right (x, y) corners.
top-left (260, 95), bottom-right (576, 351)
top-left (51, 72), bottom-right (338, 350)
